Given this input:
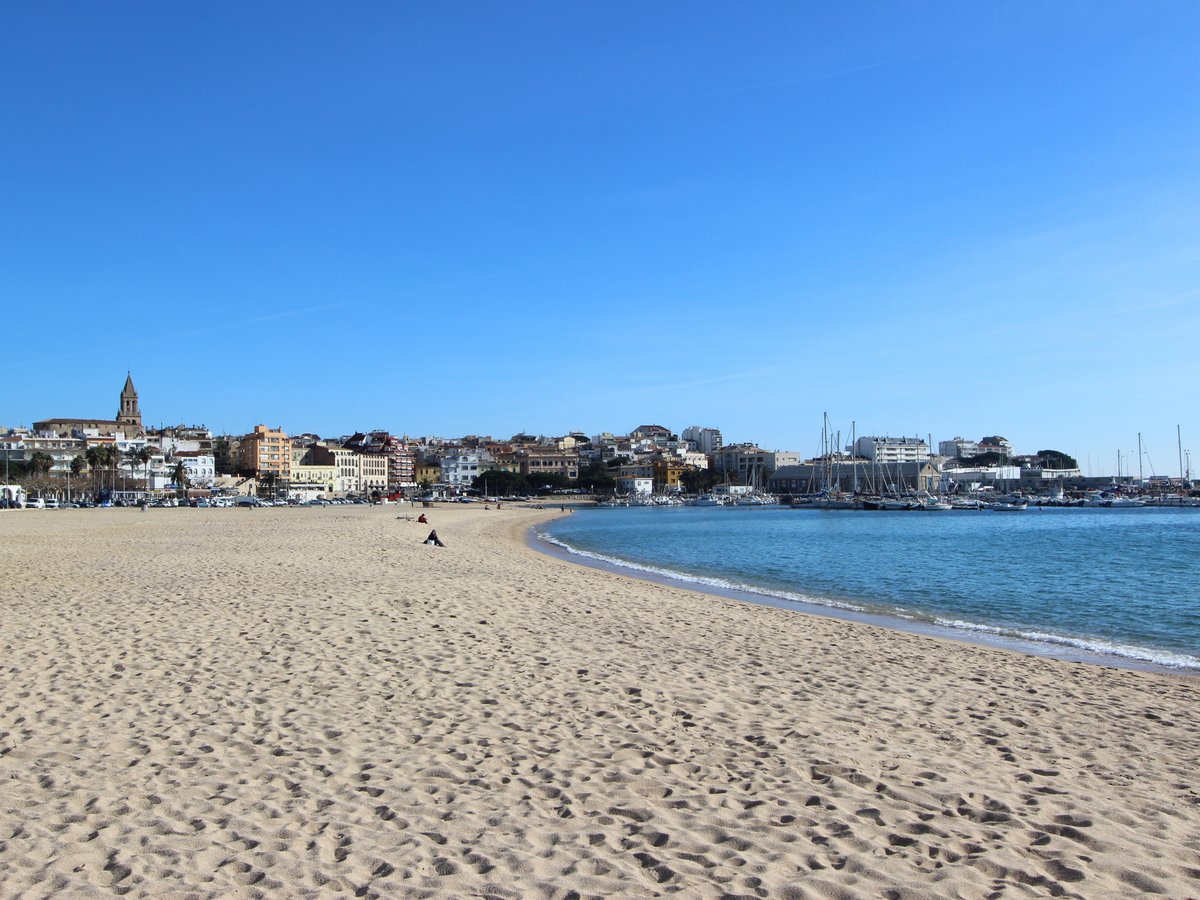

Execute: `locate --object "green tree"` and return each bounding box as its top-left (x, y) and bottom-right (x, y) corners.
top-left (85, 445), bottom-right (103, 493)
top-left (1036, 449), bottom-right (1079, 470)
top-left (962, 451), bottom-right (1008, 467)
top-left (172, 460), bottom-right (188, 497)
top-left (100, 444), bottom-right (119, 493)
top-left (577, 462), bottom-right (616, 494)
top-left (472, 469), bottom-right (527, 496)
top-left (69, 455), bottom-right (86, 478)
top-left (125, 447), bottom-right (148, 494)
top-left (136, 446), bottom-right (153, 493)
top-left (529, 472), bottom-right (571, 493)
top-left (679, 466), bottom-right (718, 494)
top-left (27, 451), bottom-right (54, 478)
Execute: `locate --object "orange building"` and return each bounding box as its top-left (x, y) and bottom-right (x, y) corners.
top-left (237, 425), bottom-right (291, 484)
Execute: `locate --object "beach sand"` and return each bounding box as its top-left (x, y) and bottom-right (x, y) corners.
top-left (2, 504), bottom-right (1198, 898)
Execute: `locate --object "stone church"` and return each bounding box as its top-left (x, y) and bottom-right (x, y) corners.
top-left (34, 373), bottom-right (145, 438)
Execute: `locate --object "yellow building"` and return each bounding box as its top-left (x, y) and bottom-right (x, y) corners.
top-left (290, 447), bottom-right (336, 498)
top-left (358, 452), bottom-right (388, 493)
top-left (652, 458), bottom-right (689, 491)
top-left (414, 461), bottom-right (441, 486)
top-left (237, 425), bottom-right (291, 483)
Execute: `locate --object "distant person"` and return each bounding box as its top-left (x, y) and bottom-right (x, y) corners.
top-left (417, 513), bottom-right (428, 524)
top-left (423, 529), bottom-right (446, 547)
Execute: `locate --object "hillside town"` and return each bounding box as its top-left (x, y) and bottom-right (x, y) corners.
top-left (1, 373), bottom-right (1194, 509)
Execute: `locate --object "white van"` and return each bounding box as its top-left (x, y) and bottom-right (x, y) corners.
top-left (25, 497), bottom-right (45, 509)
top-left (43, 498), bottom-right (60, 509)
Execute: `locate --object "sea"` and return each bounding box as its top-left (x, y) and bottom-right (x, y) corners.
top-left (535, 505), bottom-right (1200, 673)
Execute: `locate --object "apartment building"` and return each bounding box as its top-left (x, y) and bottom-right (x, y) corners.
top-left (853, 436), bottom-right (930, 465)
top-left (237, 425), bottom-right (292, 483)
top-left (344, 431), bottom-right (417, 491)
top-left (304, 443), bottom-right (387, 494)
top-left (712, 444), bottom-right (772, 483)
top-left (0, 432), bottom-right (86, 473)
top-left (441, 451), bottom-right (487, 488)
top-left (979, 435), bottom-right (1014, 457)
top-left (515, 447), bottom-right (580, 482)
top-left (938, 437), bottom-right (981, 459)
top-left (682, 426), bottom-right (723, 455)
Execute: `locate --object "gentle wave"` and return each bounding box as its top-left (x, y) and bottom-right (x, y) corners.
top-left (536, 525), bottom-right (1200, 673)
top-left (535, 528), bottom-right (870, 614)
top-left (933, 618), bottom-right (1200, 671)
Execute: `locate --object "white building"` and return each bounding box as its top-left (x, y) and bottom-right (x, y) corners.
top-left (938, 437), bottom-right (981, 459)
top-left (169, 451), bottom-right (216, 488)
top-left (682, 426), bottom-right (723, 456)
top-left (441, 452), bottom-right (486, 488)
top-left (0, 433), bottom-right (86, 474)
top-left (979, 435), bottom-right (1014, 456)
top-left (615, 475), bottom-right (653, 496)
top-left (854, 436), bottom-right (930, 465)
top-left (767, 451), bottom-right (803, 471)
top-left (940, 466), bottom-right (1022, 492)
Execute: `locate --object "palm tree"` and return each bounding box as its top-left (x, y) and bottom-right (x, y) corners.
top-left (69, 454), bottom-right (86, 501)
top-left (100, 445), bottom-right (118, 495)
top-left (136, 446), bottom-right (153, 497)
top-left (85, 446), bottom-right (103, 494)
top-left (88, 444), bottom-right (119, 498)
top-left (123, 448), bottom-right (140, 489)
top-left (172, 461), bottom-right (188, 499)
top-left (27, 451), bottom-right (54, 478)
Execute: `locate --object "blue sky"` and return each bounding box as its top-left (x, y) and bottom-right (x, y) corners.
top-left (3, 3), bottom-right (1198, 475)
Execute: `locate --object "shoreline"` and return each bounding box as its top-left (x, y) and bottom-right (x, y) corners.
top-left (529, 511), bottom-right (1200, 677)
top-left (4, 505), bottom-right (1200, 897)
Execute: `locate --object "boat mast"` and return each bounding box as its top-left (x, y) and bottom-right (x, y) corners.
top-left (1179, 425), bottom-right (1184, 483)
top-left (822, 412), bottom-right (829, 492)
top-left (1138, 433), bottom-right (1143, 485)
top-left (851, 421), bottom-right (858, 493)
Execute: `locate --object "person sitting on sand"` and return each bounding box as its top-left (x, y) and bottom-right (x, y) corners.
top-left (423, 529), bottom-right (446, 547)
top-left (417, 513), bottom-right (428, 524)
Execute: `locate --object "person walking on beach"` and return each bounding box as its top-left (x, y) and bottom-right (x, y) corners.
top-left (423, 529), bottom-right (446, 547)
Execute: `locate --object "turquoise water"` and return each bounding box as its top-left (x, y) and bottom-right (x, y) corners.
top-left (536, 506), bottom-right (1200, 672)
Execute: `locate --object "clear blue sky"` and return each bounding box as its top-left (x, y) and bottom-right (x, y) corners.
top-left (4, 3), bottom-right (1198, 475)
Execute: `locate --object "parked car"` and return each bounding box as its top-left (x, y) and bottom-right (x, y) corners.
top-left (25, 497), bottom-right (45, 509)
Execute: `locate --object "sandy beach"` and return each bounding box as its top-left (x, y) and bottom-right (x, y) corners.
top-left (2, 504), bottom-right (1198, 898)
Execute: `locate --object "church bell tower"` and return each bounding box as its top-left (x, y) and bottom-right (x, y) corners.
top-left (117, 372), bottom-right (142, 433)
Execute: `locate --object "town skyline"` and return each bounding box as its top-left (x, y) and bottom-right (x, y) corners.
top-left (3, 369), bottom-right (1193, 482)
